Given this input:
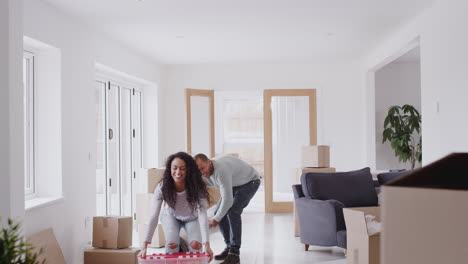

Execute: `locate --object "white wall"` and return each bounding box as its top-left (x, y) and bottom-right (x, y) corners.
top-left (0, 0), bottom-right (12, 222)
top-left (22, 1), bottom-right (162, 263)
top-left (375, 61), bottom-right (421, 170)
top-left (364, 0), bottom-right (468, 165)
top-left (162, 63), bottom-right (368, 171)
top-left (0, 0), bottom-right (25, 222)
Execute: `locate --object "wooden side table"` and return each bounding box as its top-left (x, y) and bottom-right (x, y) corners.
top-left (294, 167), bottom-right (336, 237)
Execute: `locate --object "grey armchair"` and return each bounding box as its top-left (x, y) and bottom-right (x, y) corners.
top-left (292, 167), bottom-right (378, 250)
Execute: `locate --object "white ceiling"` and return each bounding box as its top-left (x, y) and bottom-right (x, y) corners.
top-left (41, 0), bottom-right (434, 64)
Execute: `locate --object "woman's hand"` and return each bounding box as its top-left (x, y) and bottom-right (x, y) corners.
top-left (204, 242), bottom-right (213, 262)
top-left (138, 242), bottom-right (150, 258)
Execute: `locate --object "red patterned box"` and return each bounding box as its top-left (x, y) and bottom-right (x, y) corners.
top-left (138, 252), bottom-right (209, 264)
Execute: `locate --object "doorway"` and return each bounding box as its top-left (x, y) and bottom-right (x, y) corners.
top-left (374, 46), bottom-right (421, 170)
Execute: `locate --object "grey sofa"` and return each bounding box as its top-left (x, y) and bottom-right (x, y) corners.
top-left (377, 170), bottom-right (410, 185)
top-left (292, 167), bottom-right (378, 250)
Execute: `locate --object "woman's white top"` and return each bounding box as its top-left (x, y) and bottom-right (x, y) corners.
top-left (144, 182), bottom-right (209, 243)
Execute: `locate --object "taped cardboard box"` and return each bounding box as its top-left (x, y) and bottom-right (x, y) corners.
top-left (138, 223), bottom-right (165, 248)
top-left (92, 216), bottom-right (132, 249)
top-left (84, 248), bottom-right (140, 264)
top-left (344, 207), bottom-right (380, 264)
top-left (382, 153), bottom-right (468, 264)
top-left (301, 145), bottom-right (330, 168)
top-left (27, 228), bottom-right (66, 264)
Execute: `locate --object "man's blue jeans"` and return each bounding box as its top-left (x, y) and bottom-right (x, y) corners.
top-left (216, 179), bottom-right (260, 256)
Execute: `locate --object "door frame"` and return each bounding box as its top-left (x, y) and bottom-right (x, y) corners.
top-left (263, 89), bottom-right (317, 213)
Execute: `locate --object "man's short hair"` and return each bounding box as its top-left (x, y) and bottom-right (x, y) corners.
top-left (194, 153), bottom-right (210, 162)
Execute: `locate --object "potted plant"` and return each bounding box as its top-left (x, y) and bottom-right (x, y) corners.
top-left (382, 104), bottom-right (422, 169)
top-left (0, 218), bottom-right (45, 264)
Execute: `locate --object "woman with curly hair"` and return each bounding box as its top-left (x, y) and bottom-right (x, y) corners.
top-left (140, 152), bottom-right (213, 261)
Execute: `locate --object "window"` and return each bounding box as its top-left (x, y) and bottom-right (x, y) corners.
top-left (224, 100), bottom-right (263, 141)
top-left (215, 91), bottom-right (264, 178)
top-left (23, 51), bottom-right (35, 197)
top-left (223, 99), bottom-right (264, 178)
top-left (23, 36), bottom-right (62, 210)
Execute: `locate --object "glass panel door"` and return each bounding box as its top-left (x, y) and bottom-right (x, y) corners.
top-left (107, 83), bottom-right (121, 215)
top-left (190, 96), bottom-right (211, 156)
top-left (132, 90), bottom-right (143, 220)
top-left (271, 96), bottom-right (309, 202)
top-left (264, 89), bottom-right (317, 213)
top-left (185, 89), bottom-right (214, 157)
top-left (96, 80), bottom-right (145, 217)
top-left (121, 87), bottom-right (132, 216)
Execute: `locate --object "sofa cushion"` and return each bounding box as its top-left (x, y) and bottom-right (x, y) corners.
top-left (301, 167), bottom-right (378, 207)
top-left (336, 230), bottom-right (347, 249)
top-left (377, 170), bottom-right (410, 186)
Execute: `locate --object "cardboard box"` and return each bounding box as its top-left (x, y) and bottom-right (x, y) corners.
top-left (293, 167), bottom-right (336, 237)
top-left (138, 223), bottom-right (165, 248)
top-left (92, 216), bottom-right (132, 249)
top-left (27, 228), bottom-right (66, 264)
top-left (344, 207), bottom-right (380, 264)
top-left (84, 248), bottom-right (140, 264)
top-left (300, 166), bottom-right (336, 173)
top-left (301, 145), bottom-right (330, 168)
top-left (147, 168), bottom-right (165, 193)
top-left (136, 193), bottom-right (154, 226)
top-left (207, 186), bottom-right (221, 208)
top-left (381, 153), bottom-right (468, 264)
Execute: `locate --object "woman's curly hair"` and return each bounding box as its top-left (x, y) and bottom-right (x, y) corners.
top-left (161, 152), bottom-right (210, 211)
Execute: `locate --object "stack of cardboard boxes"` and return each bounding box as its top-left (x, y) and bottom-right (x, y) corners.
top-left (84, 216), bottom-right (140, 264)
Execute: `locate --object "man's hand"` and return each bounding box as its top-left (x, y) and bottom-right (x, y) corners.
top-left (209, 219), bottom-right (218, 228)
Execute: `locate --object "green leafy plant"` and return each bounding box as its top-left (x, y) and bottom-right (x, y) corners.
top-left (0, 218), bottom-right (45, 264)
top-left (382, 104), bottom-right (422, 169)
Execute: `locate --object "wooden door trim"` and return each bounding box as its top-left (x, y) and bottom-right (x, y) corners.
top-left (263, 89), bottom-right (317, 213)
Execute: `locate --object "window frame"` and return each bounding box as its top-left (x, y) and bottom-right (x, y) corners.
top-left (23, 50), bottom-right (36, 198)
